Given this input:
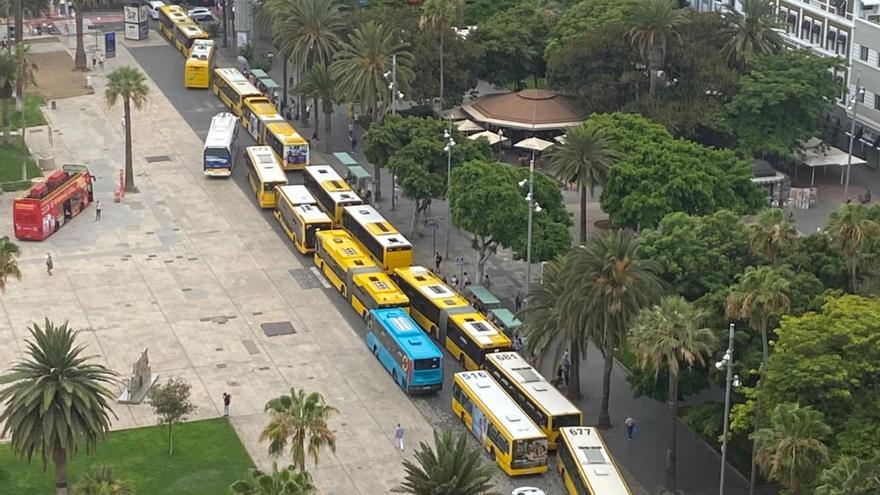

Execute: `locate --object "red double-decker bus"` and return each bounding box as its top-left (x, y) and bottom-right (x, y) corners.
top-left (13, 164), bottom-right (95, 241)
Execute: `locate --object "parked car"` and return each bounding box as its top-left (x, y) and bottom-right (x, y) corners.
top-left (187, 7), bottom-right (214, 21)
top-left (147, 0), bottom-right (166, 20)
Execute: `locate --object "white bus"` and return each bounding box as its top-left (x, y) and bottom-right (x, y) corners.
top-left (556, 427), bottom-right (633, 495)
top-left (203, 112), bottom-right (239, 177)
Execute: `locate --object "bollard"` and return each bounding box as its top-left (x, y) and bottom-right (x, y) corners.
top-left (50, 100), bottom-right (56, 110)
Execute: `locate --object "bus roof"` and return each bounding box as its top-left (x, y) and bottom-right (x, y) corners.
top-left (454, 371), bottom-right (544, 439)
top-left (266, 121), bottom-right (307, 144)
top-left (204, 113), bottom-right (237, 150)
top-left (352, 272), bottom-right (409, 306)
top-left (177, 23), bottom-right (208, 38)
top-left (214, 68), bottom-right (261, 97)
top-left (245, 146), bottom-right (288, 184)
top-left (277, 185), bottom-right (316, 206)
top-left (245, 97), bottom-right (278, 118)
top-left (449, 313), bottom-right (510, 347)
top-left (305, 165), bottom-right (344, 183)
top-left (188, 39), bottom-right (214, 61)
top-left (343, 205), bottom-right (412, 250)
top-left (371, 308), bottom-right (441, 360)
top-left (159, 4), bottom-right (186, 16)
top-left (485, 352), bottom-right (582, 416)
top-left (394, 266), bottom-right (469, 308)
top-left (294, 204), bottom-right (332, 224)
top-left (315, 230), bottom-right (375, 267)
top-left (559, 427), bottom-right (633, 495)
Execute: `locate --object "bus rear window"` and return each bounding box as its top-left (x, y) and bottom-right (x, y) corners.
top-left (414, 358), bottom-right (440, 370)
top-left (204, 148), bottom-right (231, 168)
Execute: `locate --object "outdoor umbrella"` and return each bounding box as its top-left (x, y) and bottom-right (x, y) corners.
top-left (468, 130), bottom-right (508, 145)
top-left (456, 119), bottom-right (484, 133)
top-left (514, 137), bottom-right (554, 152)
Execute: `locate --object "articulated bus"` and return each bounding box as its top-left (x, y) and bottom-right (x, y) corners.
top-left (452, 371), bottom-right (549, 476)
top-left (203, 112), bottom-right (239, 177)
top-left (173, 22), bottom-right (210, 57)
top-left (556, 427), bottom-right (633, 495)
top-left (303, 165), bottom-right (362, 227)
top-left (367, 308), bottom-right (443, 394)
top-left (275, 185), bottom-right (332, 254)
top-left (157, 5), bottom-right (187, 41)
top-left (241, 96), bottom-right (281, 139)
top-left (184, 39), bottom-right (215, 89)
top-left (484, 352), bottom-right (582, 450)
top-left (244, 146), bottom-right (288, 208)
top-left (212, 68), bottom-right (263, 117)
top-left (313, 230), bottom-right (409, 318)
top-left (391, 266), bottom-right (511, 371)
top-left (264, 121), bottom-right (309, 170)
top-left (342, 205), bottom-right (413, 272)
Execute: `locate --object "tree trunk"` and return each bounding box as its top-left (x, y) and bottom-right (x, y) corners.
top-left (759, 322), bottom-right (769, 368)
top-left (281, 58), bottom-right (288, 112)
top-left (666, 368), bottom-right (679, 492)
top-left (313, 95), bottom-right (319, 132)
top-left (168, 423), bottom-right (173, 455)
top-left (439, 32), bottom-right (444, 110)
top-left (647, 44), bottom-right (663, 97)
top-left (597, 317), bottom-right (613, 429)
top-left (410, 198), bottom-right (423, 238)
top-left (14, 0), bottom-right (22, 44)
top-left (53, 452), bottom-right (68, 495)
top-left (474, 238), bottom-right (493, 285)
top-left (567, 339), bottom-right (581, 400)
top-left (850, 259), bottom-right (857, 293)
top-left (123, 98), bottom-right (135, 192)
top-left (579, 184), bottom-right (588, 245)
top-left (74, 10), bottom-right (87, 70)
top-left (2, 97), bottom-right (10, 144)
top-left (323, 106), bottom-right (332, 154)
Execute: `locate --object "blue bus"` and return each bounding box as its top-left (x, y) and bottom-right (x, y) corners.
top-left (367, 308), bottom-right (443, 394)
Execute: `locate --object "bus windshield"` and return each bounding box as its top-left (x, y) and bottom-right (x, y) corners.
top-left (513, 438), bottom-right (548, 469)
top-left (414, 358), bottom-right (440, 370)
top-left (204, 148), bottom-right (231, 168)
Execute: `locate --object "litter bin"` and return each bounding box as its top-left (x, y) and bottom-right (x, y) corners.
top-left (38, 155), bottom-right (56, 171)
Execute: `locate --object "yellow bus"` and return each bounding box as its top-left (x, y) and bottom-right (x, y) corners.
top-left (212, 68), bottom-right (263, 117)
top-left (157, 5), bottom-right (187, 41)
top-left (452, 371), bottom-right (549, 476)
top-left (342, 205), bottom-right (413, 272)
top-left (556, 427), bottom-right (633, 495)
top-left (184, 39), bottom-right (215, 89)
top-left (313, 230), bottom-right (409, 318)
top-left (173, 22), bottom-right (210, 57)
top-left (265, 121), bottom-right (309, 170)
top-left (244, 146), bottom-right (288, 209)
top-left (303, 165), bottom-right (362, 227)
top-left (242, 97), bottom-right (282, 139)
top-left (275, 185), bottom-right (332, 254)
top-left (391, 266), bottom-right (511, 371)
top-left (484, 352), bottom-right (582, 450)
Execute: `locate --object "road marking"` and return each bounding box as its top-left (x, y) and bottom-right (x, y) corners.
top-left (310, 266), bottom-right (332, 289)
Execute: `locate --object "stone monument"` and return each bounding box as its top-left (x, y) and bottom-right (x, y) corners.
top-left (117, 348), bottom-right (159, 404)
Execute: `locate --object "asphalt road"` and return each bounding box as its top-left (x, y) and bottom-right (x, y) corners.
top-left (128, 40), bottom-right (564, 494)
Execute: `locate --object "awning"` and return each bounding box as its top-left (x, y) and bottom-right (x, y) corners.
top-left (799, 138), bottom-right (867, 186)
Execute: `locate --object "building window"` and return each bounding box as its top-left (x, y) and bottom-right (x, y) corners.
top-left (874, 96), bottom-right (880, 111)
top-left (839, 34), bottom-right (848, 56)
top-left (861, 45), bottom-right (869, 61)
top-left (858, 90), bottom-right (865, 104)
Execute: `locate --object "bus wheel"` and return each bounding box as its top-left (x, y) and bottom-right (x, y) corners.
top-left (340, 285), bottom-right (347, 298)
top-left (392, 370), bottom-right (398, 385)
top-left (372, 346), bottom-right (378, 357)
top-left (430, 326), bottom-right (438, 339)
top-left (489, 448), bottom-right (496, 461)
top-left (458, 354), bottom-right (466, 368)
top-left (460, 411), bottom-right (465, 422)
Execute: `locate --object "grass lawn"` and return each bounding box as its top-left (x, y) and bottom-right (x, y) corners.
top-left (9, 95), bottom-right (48, 129)
top-left (0, 418), bottom-right (255, 495)
top-left (0, 142), bottom-right (40, 184)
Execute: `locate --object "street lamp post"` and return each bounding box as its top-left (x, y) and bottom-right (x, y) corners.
top-left (717, 323), bottom-right (740, 495)
top-left (385, 55), bottom-right (404, 211)
top-left (519, 153), bottom-right (542, 298)
top-left (443, 128), bottom-right (455, 260)
top-left (843, 76), bottom-right (863, 203)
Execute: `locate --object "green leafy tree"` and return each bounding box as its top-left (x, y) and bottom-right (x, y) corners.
top-left (546, 122), bottom-right (615, 244)
top-left (562, 230), bottom-right (664, 428)
top-left (420, 0), bottom-right (464, 109)
top-left (105, 66), bottom-right (149, 193)
top-left (586, 112), bottom-right (673, 156)
top-left (546, 0), bottom-right (635, 56)
top-left (147, 377), bottom-right (197, 455)
top-left (0, 235), bottom-right (22, 292)
top-left (0, 319), bottom-right (118, 495)
top-left (814, 456), bottom-right (880, 495)
top-left (627, 0), bottom-right (689, 97)
top-left (72, 465), bottom-right (134, 495)
top-left (0, 42), bottom-right (36, 144)
top-left (748, 208), bottom-right (799, 264)
top-left (629, 295), bottom-right (718, 492)
top-left (471, 2), bottom-right (552, 88)
top-left (720, 0), bottom-right (783, 72)
top-left (230, 464), bottom-right (316, 495)
top-left (752, 403), bottom-right (831, 495)
top-left (260, 388), bottom-right (337, 471)
top-left (825, 204), bottom-right (880, 293)
top-left (463, 0), bottom-right (518, 25)
top-left (725, 265), bottom-right (791, 367)
top-left (723, 51), bottom-right (841, 157)
top-left (294, 63), bottom-right (339, 153)
top-left (776, 231), bottom-right (847, 291)
top-left (393, 431), bottom-right (498, 495)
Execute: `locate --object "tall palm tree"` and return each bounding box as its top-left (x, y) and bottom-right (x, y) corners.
top-left (720, 0), bottom-right (783, 72)
top-left (294, 63), bottom-right (338, 153)
top-left (826, 204), bottom-right (879, 293)
top-left (627, 0), bottom-right (690, 97)
top-left (105, 66), bottom-right (149, 193)
top-left (331, 21), bottom-right (414, 201)
top-left (230, 463), bottom-right (316, 495)
top-left (72, 465), bottom-right (134, 495)
top-left (259, 388), bottom-right (337, 471)
top-left (0, 42), bottom-right (37, 144)
top-left (419, 0), bottom-right (463, 110)
top-left (562, 230), bottom-right (664, 428)
top-left (628, 295), bottom-right (718, 492)
top-left (814, 456), bottom-right (880, 495)
top-left (546, 124), bottom-right (615, 245)
top-left (725, 265), bottom-right (790, 367)
top-left (0, 235), bottom-right (22, 293)
top-left (0, 319), bottom-right (118, 495)
top-left (748, 208), bottom-right (799, 264)
top-left (393, 431), bottom-right (497, 495)
top-left (72, 0), bottom-right (98, 70)
top-left (752, 403), bottom-right (831, 495)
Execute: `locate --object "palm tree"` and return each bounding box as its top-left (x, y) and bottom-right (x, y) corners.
top-left (814, 456), bottom-right (880, 495)
top-left (748, 208), bottom-right (799, 264)
top-left (752, 403), bottom-right (831, 495)
top-left (230, 464), bottom-right (316, 495)
top-left (627, 0), bottom-right (690, 97)
top-left (720, 0), bottom-right (783, 72)
top-left (72, 465), bottom-right (134, 495)
top-left (259, 388), bottom-right (337, 471)
top-left (393, 431), bottom-right (497, 495)
top-left (0, 235), bottom-right (22, 292)
top-left (331, 21), bottom-right (414, 201)
top-left (0, 319), bottom-right (118, 495)
top-left (628, 295), bottom-right (718, 492)
top-left (0, 42), bottom-right (37, 144)
top-left (826, 204), bottom-right (879, 292)
top-left (546, 123), bottom-right (616, 245)
top-left (294, 63), bottom-right (338, 154)
top-left (562, 230), bottom-right (664, 428)
top-left (72, 0), bottom-right (98, 70)
top-left (419, 0), bottom-right (463, 110)
top-left (725, 265), bottom-right (790, 367)
top-left (105, 66), bottom-right (149, 193)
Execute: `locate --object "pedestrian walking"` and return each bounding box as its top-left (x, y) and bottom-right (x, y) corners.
top-left (450, 274), bottom-right (459, 288)
top-left (434, 252), bottom-right (443, 272)
top-left (350, 135), bottom-right (358, 152)
top-left (625, 416), bottom-right (636, 439)
top-left (512, 333), bottom-right (523, 352)
top-left (99, 53), bottom-right (104, 69)
top-left (393, 184), bottom-right (400, 202)
top-left (463, 272), bottom-right (471, 287)
top-left (515, 293), bottom-right (522, 312)
top-left (311, 130), bottom-right (319, 143)
top-left (483, 273), bottom-right (491, 289)
top-left (553, 365), bottom-right (565, 388)
top-left (46, 253), bottom-right (53, 276)
top-left (92, 53), bottom-right (97, 67)
top-left (394, 423), bottom-right (405, 451)
top-left (348, 121), bottom-right (354, 137)
top-left (223, 392), bottom-right (231, 416)
top-left (120, 116), bottom-right (126, 134)
top-left (95, 200), bottom-right (102, 221)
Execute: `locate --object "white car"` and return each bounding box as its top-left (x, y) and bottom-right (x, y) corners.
top-left (147, 0), bottom-right (165, 20)
top-left (187, 7), bottom-right (214, 22)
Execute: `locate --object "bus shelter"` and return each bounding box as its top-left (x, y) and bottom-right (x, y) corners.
top-left (334, 152), bottom-right (358, 166)
top-left (464, 285), bottom-right (501, 312)
top-left (346, 165), bottom-right (373, 191)
top-left (258, 77), bottom-right (280, 100)
top-left (489, 308), bottom-right (521, 337)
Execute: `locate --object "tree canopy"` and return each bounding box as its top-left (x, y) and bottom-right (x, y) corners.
top-left (471, 2), bottom-right (553, 87)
